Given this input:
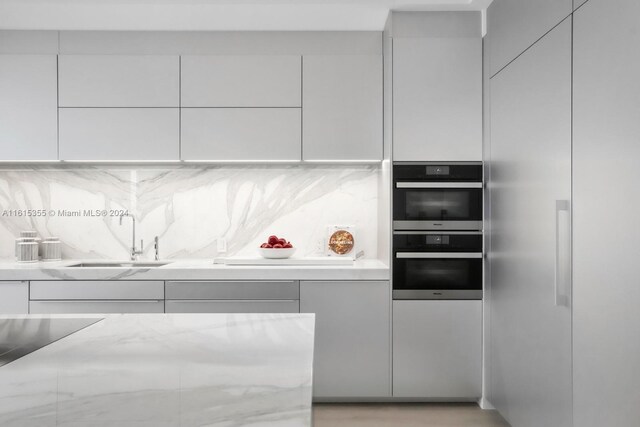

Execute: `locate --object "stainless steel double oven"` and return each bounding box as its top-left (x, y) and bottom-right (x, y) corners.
top-left (392, 163), bottom-right (483, 300)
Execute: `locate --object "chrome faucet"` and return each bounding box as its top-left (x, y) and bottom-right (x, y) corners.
top-left (154, 236), bottom-right (160, 261)
top-left (119, 213), bottom-right (143, 261)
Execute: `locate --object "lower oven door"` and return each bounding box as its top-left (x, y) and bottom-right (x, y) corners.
top-left (393, 252), bottom-right (483, 300)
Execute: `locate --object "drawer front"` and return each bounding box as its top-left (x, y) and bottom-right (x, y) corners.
top-left (30, 281), bottom-right (164, 300)
top-left (165, 281), bottom-right (299, 300)
top-left (165, 300), bottom-right (299, 314)
top-left (30, 300), bottom-right (164, 314)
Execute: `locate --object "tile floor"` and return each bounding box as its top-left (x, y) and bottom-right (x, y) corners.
top-left (313, 403), bottom-right (510, 427)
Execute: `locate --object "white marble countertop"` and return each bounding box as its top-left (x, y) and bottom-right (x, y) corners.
top-left (0, 313), bottom-right (315, 427)
top-left (0, 258), bottom-right (389, 281)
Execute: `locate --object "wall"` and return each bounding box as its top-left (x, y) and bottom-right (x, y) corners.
top-left (0, 165), bottom-right (379, 261)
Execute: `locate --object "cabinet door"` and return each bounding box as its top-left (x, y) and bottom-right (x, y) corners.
top-left (488, 19), bottom-right (572, 427)
top-left (393, 37), bottom-right (482, 162)
top-left (300, 280), bottom-right (390, 398)
top-left (181, 108), bottom-right (301, 161)
top-left (573, 1), bottom-right (640, 425)
top-left (393, 300), bottom-right (481, 399)
top-left (165, 300), bottom-right (299, 313)
top-left (59, 108), bottom-right (179, 160)
top-left (58, 55), bottom-right (179, 107)
top-left (30, 281), bottom-right (164, 300)
top-left (486, 0), bottom-right (572, 76)
top-left (165, 281), bottom-right (299, 300)
top-left (302, 55), bottom-right (382, 161)
top-left (29, 301), bottom-right (164, 314)
top-left (0, 55), bottom-right (57, 160)
top-left (0, 281), bottom-right (29, 314)
top-left (181, 55), bottom-right (301, 107)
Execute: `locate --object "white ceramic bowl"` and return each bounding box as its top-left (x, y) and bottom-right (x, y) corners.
top-left (258, 247), bottom-right (296, 259)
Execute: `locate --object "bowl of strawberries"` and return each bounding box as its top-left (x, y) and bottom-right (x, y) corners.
top-left (259, 235), bottom-right (295, 259)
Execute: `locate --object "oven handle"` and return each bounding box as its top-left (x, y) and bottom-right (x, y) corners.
top-left (395, 252), bottom-right (483, 259)
top-left (395, 182), bottom-right (483, 189)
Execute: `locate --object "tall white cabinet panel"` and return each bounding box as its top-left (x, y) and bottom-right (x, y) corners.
top-left (0, 282), bottom-right (29, 314)
top-left (573, 0), bottom-right (640, 425)
top-left (393, 300), bottom-right (482, 399)
top-left (58, 55), bottom-right (179, 107)
top-left (181, 108), bottom-right (301, 161)
top-left (393, 37), bottom-right (482, 161)
top-left (0, 55), bottom-right (57, 160)
top-left (488, 19), bottom-right (572, 427)
top-left (300, 281), bottom-right (390, 398)
top-left (302, 55), bottom-right (382, 161)
top-left (486, 0), bottom-right (572, 76)
top-left (181, 55), bottom-right (301, 107)
top-left (574, 0), bottom-right (588, 9)
top-left (59, 108), bottom-right (179, 160)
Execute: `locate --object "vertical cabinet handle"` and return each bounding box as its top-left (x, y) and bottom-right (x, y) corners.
top-left (555, 200), bottom-right (572, 307)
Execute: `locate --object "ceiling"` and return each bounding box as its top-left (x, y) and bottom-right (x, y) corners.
top-left (0, 0), bottom-right (492, 31)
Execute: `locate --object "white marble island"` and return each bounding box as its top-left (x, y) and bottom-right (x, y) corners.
top-left (0, 313), bottom-right (315, 427)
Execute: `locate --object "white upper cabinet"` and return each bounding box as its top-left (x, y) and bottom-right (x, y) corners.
top-left (181, 108), bottom-right (301, 161)
top-left (181, 55), bottom-right (301, 107)
top-left (393, 37), bottom-right (482, 162)
top-left (58, 55), bottom-right (180, 160)
top-left (59, 108), bottom-right (179, 161)
top-left (58, 55), bottom-right (179, 107)
top-left (302, 55), bottom-right (383, 161)
top-left (0, 55), bottom-right (57, 160)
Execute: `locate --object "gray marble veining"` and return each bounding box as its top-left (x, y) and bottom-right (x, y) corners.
top-left (0, 165), bottom-right (379, 260)
top-left (0, 313), bottom-right (315, 427)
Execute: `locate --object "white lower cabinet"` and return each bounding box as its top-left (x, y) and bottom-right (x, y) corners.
top-left (0, 281), bottom-right (29, 314)
top-left (166, 300), bottom-right (298, 313)
top-left (300, 280), bottom-right (391, 398)
top-left (30, 300), bottom-right (164, 314)
top-left (393, 300), bottom-right (482, 399)
top-left (165, 280), bottom-right (300, 313)
top-left (29, 280), bottom-right (165, 314)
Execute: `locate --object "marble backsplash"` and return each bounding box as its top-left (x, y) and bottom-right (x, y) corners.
top-left (0, 165), bottom-right (379, 261)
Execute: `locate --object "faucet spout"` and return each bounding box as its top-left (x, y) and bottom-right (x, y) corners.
top-left (119, 213), bottom-right (143, 261)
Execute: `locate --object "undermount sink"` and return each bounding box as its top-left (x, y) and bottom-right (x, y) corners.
top-left (66, 262), bottom-right (170, 268)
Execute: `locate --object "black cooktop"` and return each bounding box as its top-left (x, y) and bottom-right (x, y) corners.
top-left (0, 318), bottom-right (103, 367)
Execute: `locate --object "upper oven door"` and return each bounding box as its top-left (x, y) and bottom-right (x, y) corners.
top-left (393, 184), bottom-right (483, 230)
